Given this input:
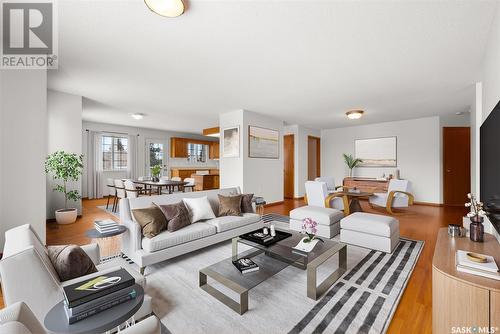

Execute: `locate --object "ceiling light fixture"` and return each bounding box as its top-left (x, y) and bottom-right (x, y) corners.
top-left (144, 0), bottom-right (185, 18)
top-left (346, 110), bottom-right (364, 120)
top-left (130, 113), bottom-right (146, 120)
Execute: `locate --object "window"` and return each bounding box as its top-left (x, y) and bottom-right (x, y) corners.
top-left (148, 142), bottom-right (164, 168)
top-left (187, 143), bottom-right (207, 163)
top-left (102, 136), bottom-right (128, 170)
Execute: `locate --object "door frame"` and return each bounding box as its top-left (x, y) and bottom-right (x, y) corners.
top-left (145, 138), bottom-right (168, 176)
top-left (283, 134), bottom-right (295, 199)
top-left (307, 136), bottom-right (321, 180)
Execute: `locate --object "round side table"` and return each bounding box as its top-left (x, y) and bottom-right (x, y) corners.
top-left (44, 284), bottom-right (144, 334)
top-left (86, 225), bottom-right (127, 262)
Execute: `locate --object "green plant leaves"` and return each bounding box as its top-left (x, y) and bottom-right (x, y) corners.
top-left (45, 151), bottom-right (84, 207)
top-left (343, 153), bottom-right (362, 169)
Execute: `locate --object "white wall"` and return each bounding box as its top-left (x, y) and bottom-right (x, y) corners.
top-left (0, 70), bottom-right (47, 248)
top-left (284, 124), bottom-right (321, 198)
top-left (481, 3), bottom-right (500, 122)
top-left (220, 110), bottom-right (284, 204)
top-left (321, 116), bottom-right (441, 203)
top-left (47, 90), bottom-right (83, 218)
top-left (82, 121), bottom-right (218, 197)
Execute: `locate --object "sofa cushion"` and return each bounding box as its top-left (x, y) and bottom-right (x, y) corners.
top-left (158, 201), bottom-right (191, 232)
top-left (183, 196), bottom-right (216, 223)
top-left (340, 212), bottom-right (399, 237)
top-left (141, 223), bottom-right (217, 252)
top-left (132, 205), bottom-right (167, 238)
top-left (218, 194), bottom-right (242, 216)
top-left (206, 213), bottom-right (261, 233)
top-left (289, 206), bottom-right (343, 226)
top-left (240, 194), bottom-right (254, 213)
top-left (47, 245), bottom-right (97, 282)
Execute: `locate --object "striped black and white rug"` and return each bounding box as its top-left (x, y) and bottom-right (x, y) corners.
top-left (288, 238), bottom-right (423, 334)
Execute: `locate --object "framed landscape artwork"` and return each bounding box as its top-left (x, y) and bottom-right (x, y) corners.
top-left (355, 136), bottom-right (397, 167)
top-left (223, 126), bottom-right (239, 158)
top-left (248, 126), bottom-right (279, 159)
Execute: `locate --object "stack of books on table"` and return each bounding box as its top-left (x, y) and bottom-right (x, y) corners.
top-left (95, 219), bottom-right (119, 234)
top-left (63, 268), bottom-right (136, 324)
top-left (232, 258), bottom-right (259, 274)
top-left (456, 250), bottom-right (500, 281)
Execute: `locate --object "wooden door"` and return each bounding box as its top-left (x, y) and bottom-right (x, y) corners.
top-left (308, 136), bottom-right (321, 180)
top-left (443, 127), bottom-right (471, 205)
top-left (284, 135), bottom-right (294, 199)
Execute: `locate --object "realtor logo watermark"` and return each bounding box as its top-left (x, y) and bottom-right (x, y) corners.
top-left (1, 0), bottom-right (58, 69)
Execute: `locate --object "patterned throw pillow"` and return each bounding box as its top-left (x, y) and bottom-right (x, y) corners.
top-left (218, 194), bottom-right (243, 216)
top-left (132, 205), bottom-right (168, 238)
top-left (158, 201), bottom-right (191, 232)
top-left (240, 193), bottom-right (254, 213)
top-left (47, 245), bottom-right (98, 282)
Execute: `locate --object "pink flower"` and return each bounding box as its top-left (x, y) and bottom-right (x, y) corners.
top-left (302, 218), bottom-right (318, 235)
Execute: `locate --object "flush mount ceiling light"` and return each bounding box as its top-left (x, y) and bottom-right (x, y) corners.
top-left (130, 113), bottom-right (146, 120)
top-left (346, 110), bottom-right (364, 120)
top-left (144, 0), bottom-right (185, 18)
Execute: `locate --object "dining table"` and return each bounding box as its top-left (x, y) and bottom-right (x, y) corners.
top-left (129, 179), bottom-right (188, 195)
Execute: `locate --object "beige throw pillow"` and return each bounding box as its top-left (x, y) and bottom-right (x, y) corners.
top-left (218, 194), bottom-right (243, 216)
top-left (132, 205), bottom-right (167, 238)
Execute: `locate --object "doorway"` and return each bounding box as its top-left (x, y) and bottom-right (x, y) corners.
top-left (145, 139), bottom-right (168, 177)
top-left (443, 127), bottom-right (471, 206)
top-left (308, 136), bottom-right (321, 180)
top-left (283, 134), bottom-right (294, 199)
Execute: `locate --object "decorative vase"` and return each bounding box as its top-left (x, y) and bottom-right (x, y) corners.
top-left (469, 215), bottom-right (484, 242)
top-left (152, 176), bottom-right (159, 182)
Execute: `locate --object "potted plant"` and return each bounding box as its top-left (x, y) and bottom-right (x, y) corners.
top-left (151, 165), bottom-right (162, 182)
top-left (343, 153), bottom-right (363, 177)
top-left (45, 151), bottom-right (84, 224)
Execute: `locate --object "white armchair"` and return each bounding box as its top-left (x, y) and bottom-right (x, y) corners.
top-left (369, 179), bottom-right (414, 214)
top-left (0, 224), bottom-right (152, 328)
top-left (289, 181), bottom-right (348, 238)
top-left (314, 176), bottom-right (344, 193)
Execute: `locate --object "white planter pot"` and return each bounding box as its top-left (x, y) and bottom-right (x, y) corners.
top-left (55, 208), bottom-right (78, 225)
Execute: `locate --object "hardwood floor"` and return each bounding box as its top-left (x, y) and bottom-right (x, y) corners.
top-left (0, 197), bottom-right (467, 334)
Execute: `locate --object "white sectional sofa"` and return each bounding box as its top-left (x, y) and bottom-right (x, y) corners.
top-left (120, 187), bottom-right (263, 272)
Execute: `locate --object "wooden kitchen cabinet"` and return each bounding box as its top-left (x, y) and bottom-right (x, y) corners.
top-left (170, 138), bottom-right (188, 158)
top-left (209, 141), bottom-right (220, 160)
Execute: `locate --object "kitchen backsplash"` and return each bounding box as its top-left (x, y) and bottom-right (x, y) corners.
top-left (169, 158), bottom-right (219, 169)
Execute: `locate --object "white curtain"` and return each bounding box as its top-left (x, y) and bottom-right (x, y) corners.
top-left (127, 134), bottom-right (138, 180)
top-left (87, 131), bottom-right (103, 199)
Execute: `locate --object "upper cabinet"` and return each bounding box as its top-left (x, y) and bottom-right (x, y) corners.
top-left (170, 137), bottom-right (219, 160)
top-left (170, 137), bottom-right (188, 158)
top-left (209, 141), bottom-right (220, 160)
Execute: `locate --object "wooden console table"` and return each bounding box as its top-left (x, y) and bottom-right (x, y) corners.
top-left (432, 228), bottom-right (500, 333)
top-left (343, 177), bottom-right (389, 193)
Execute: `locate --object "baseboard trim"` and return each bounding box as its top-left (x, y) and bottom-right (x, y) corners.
top-left (294, 196), bottom-right (305, 200)
top-left (414, 201), bottom-right (443, 207)
top-left (264, 201), bottom-right (285, 208)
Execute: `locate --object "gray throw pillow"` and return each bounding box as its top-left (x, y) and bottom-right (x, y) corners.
top-left (158, 201), bottom-right (191, 232)
top-left (218, 194), bottom-right (242, 216)
top-left (241, 193), bottom-right (254, 213)
top-left (132, 205), bottom-right (168, 238)
top-left (48, 245), bottom-right (98, 282)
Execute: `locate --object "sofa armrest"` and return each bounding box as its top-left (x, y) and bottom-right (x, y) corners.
top-left (80, 243), bottom-right (100, 266)
top-left (121, 315), bottom-right (160, 334)
top-left (121, 219), bottom-right (142, 256)
top-left (0, 302), bottom-right (46, 334)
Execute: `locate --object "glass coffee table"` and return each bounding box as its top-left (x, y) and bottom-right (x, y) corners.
top-left (199, 227), bottom-right (346, 314)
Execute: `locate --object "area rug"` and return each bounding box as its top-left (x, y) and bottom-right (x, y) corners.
top-left (143, 234), bottom-right (423, 334)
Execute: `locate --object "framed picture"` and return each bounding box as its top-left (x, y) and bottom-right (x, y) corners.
top-left (222, 126), bottom-right (240, 158)
top-left (355, 136), bottom-right (397, 167)
top-left (248, 126), bottom-right (279, 159)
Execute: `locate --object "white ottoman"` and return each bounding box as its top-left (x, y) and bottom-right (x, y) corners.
top-left (340, 212), bottom-right (399, 253)
top-left (289, 206), bottom-right (344, 238)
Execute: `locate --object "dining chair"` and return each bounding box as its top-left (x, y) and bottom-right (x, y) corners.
top-left (113, 179), bottom-right (127, 212)
top-left (124, 180), bottom-right (150, 198)
top-left (369, 179), bottom-right (414, 214)
top-left (183, 177), bottom-right (195, 192)
top-left (170, 177), bottom-right (182, 192)
top-left (106, 178), bottom-right (116, 210)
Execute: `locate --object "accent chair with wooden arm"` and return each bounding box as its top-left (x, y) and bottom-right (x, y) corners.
top-left (368, 179), bottom-right (414, 214)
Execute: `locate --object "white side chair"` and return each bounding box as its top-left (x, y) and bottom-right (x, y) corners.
top-left (369, 179), bottom-right (414, 214)
top-left (184, 177), bottom-right (195, 192)
top-left (289, 181), bottom-right (348, 238)
top-left (314, 176), bottom-right (343, 192)
top-left (106, 178), bottom-right (116, 210)
top-left (114, 179), bottom-right (127, 212)
top-left (124, 180), bottom-right (150, 198)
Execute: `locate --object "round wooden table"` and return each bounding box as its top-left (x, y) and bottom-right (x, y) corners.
top-left (334, 191), bottom-right (374, 213)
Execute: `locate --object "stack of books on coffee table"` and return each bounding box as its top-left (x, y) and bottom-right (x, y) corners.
top-left (94, 220), bottom-right (119, 234)
top-left (62, 268), bottom-right (136, 324)
top-left (456, 250), bottom-right (500, 281)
